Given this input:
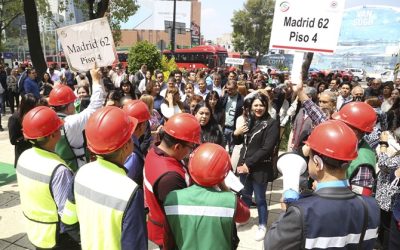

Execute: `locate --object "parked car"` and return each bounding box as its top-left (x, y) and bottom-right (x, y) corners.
top-left (344, 68), bottom-right (366, 82)
top-left (380, 70), bottom-right (394, 82)
top-left (331, 69), bottom-right (354, 82)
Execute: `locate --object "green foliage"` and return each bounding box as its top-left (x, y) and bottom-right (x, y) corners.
top-left (128, 41), bottom-right (161, 74)
top-left (108, 0), bottom-right (139, 45)
top-left (0, 0), bottom-right (23, 51)
top-left (231, 0), bottom-right (274, 56)
top-left (161, 55), bottom-right (178, 80)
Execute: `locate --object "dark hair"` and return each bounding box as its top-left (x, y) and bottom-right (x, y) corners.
top-left (317, 81), bottom-right (328, 93)
top-left (42, 72), bottom-right (53, 84)
top-left (120, 79), bottom-right (137, 99)
top-left (104, 89), bottom-right (124, 107)
top-left (161, 131), bottom-right (188, 148)
top-left (26, 68), bottom-right (36, 75)
top-left (145, 80), bottom-right (159, 95)
top-left (171, 69), bottom-right (182, 76)
top-left (19, 94), bottom-right (37, 122)
top-left (77, 85), bottom-right (90, 96)
top-left (192, 102), bottom-right (224, 145)
top-left (340, 81), bottom-right (353, 90)
top-left (312, 150), bottom-right (349, 170)
top-left (205, 91), bottom-right (222, 109)
top-left (248, 93), bottom-right (270, 126)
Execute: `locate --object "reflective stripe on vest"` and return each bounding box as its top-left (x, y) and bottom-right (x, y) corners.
top-left (143, 147), bottom-right (189, 247)
top-left (165, 205), bottom-right (235, 217)
top-left (74, 158), bottom-right (138, 250)
top-left (16, 147), bottom-right (69, 249)
top-left (164, 185), bottom-right (237, 250)
top-left (305, 228), bottom-right (378, 249)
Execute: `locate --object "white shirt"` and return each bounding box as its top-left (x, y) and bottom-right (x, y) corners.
top-left (160, 103), bottom-right (182, 119)
top-left (62, 84), bottom-right (105, 168)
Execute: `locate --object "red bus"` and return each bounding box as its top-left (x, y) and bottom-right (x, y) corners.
top-left (163, 45), bottom-right (228, 70)
top-left (116, 51), bottom-right (128, 68)
top-left (46, 54), bottom-right (67, 68)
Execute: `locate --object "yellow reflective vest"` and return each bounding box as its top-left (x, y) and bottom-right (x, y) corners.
top-left (64, 157), bottom-right (138, 250)
top-left (16, 147), bottom-right (70, 248)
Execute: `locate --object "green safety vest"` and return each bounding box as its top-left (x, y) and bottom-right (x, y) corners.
top-left (16, 147), bottom-right (71, 249)
top-left (164, 184), bottom-right (237, 250)
top-left (73, 157), bottom-right (138, 250)
top-left (347, 139), bottom-right (377, 180)
top-left (55, 113), bottom-right (89, 172)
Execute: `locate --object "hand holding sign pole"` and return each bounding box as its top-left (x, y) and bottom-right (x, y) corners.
top-left (57, 17), bottom-right (117, 72)
top-left (269, 0), bottom-right (346, 83)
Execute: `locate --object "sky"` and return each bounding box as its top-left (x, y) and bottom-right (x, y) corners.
top-left (120, 0), bottom-right (400, 41)
top-left (199, 0), bottom-right (400, 41)
top-left (200, 0), bottom-right (246, 41)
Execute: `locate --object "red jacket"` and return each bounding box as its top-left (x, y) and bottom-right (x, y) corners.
top-left (143, 147), bottom-right (190, 249)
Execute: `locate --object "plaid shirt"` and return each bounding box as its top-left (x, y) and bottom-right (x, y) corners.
top-left (302, 99), bottom-right (328, 126)
top-left (351, 165), bottom-right (375, 189)
top-left (302, 99), bottom-right (376, 190)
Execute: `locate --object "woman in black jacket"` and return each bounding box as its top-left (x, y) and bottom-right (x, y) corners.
top-left (233, 93), bottom-right (280, 241)
top-left (8, 93), bottom-right (37, 167)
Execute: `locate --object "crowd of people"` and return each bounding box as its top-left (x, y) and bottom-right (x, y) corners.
top-left (2, 59), bottom-right (400, 249)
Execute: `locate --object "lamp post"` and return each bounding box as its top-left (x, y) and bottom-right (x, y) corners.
top-left (170, 0), bottom-right (176, 55)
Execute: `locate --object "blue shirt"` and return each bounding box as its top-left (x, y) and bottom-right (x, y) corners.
top-left (24, 77), bottom-right (40, 98)
top-left (124, 135), bottom-right (144, 186)
top-left (316, 180), bottom-right (349, 190)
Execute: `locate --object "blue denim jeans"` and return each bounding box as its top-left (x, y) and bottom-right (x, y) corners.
top-left (224, 128), bottom-right (234, 155)
top-left (240, 174), bottom-right (268, 226)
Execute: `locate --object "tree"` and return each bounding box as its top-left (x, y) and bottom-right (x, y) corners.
top-left (161, 55), bottom-right (178, 80)
top-left (23, 0), bottom-right (47, 78)
top-left (128, 41), bottom-right (161, 74)
top-left (86, 0), bottom-right (138, 45)
top-left (231, 0), bottom-right (274, 58)
top-left (302, 53), bottom-right (314, 81)
top-left (0, 0), bottom-right (23, 51)
top-left (22, 0), bottom-right (138, 79)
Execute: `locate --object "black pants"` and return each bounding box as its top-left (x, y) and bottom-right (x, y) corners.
top-left (7, 91), bottom-right (19, 114)
top-left (389, 215), bottom-right (400, 250)
top-left (35, 233), bottom-right (80, 250)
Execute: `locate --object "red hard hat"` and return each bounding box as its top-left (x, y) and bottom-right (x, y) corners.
top-left (123, 100), bottom-right (151, 123)
top-left (305, 120), bottom-right (358, 161)
top-left (48, 85), bottom-right (77, 106)
top-left (22, 106), bottom-right (64, 139)
top-left (85, 106), bottom-right (138, 154)
top-left (163, 113), bottom-right (201, 144)
top-left (332, 102), bottom-right (376, 133)
top-left (189, 143), bottom-right (231, 187)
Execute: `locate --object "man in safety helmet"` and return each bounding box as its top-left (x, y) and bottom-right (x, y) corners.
top-left (297, 81), bottom-right (377, 196)
top-left (48, 68), bottom-right (105, 172)
top-left (61, 106), bottom-right (147, 249)
top-left (264, 120), bottom-right (380, 249)
top-left (123, 100), bottom-right (151, 186)
top-left (331, 102), bottom-right (377, 196)
top-left (164, 143), bottom-right (250, 249)
top-left (16, 106), bottom-right (79, 249)
top-left (144, 113), bottom-right (201, 249)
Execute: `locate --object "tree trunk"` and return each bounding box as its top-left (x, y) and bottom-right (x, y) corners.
top-left (301, 52), bottom-right (314, 81)
top-left (87, 0), bottom-right (109, 20)
top-left (23, 0), bottom-right (46, 79)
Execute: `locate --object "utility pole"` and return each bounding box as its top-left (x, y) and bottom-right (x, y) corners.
top-left (171, 0), bottom-right (176, 55)
top-left (394, 44), bottom-right (400, 81)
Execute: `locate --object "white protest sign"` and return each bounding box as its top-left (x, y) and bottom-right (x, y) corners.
top-left (225, 58), bottom-right (245, 65)
top-left (269, 0), bottom-right (346, 54)
top-left (57, 17), bottom-right (117, 72)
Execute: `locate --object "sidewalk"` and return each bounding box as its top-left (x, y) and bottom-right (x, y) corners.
top-left (0, 110), bottom-right (284, 250)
